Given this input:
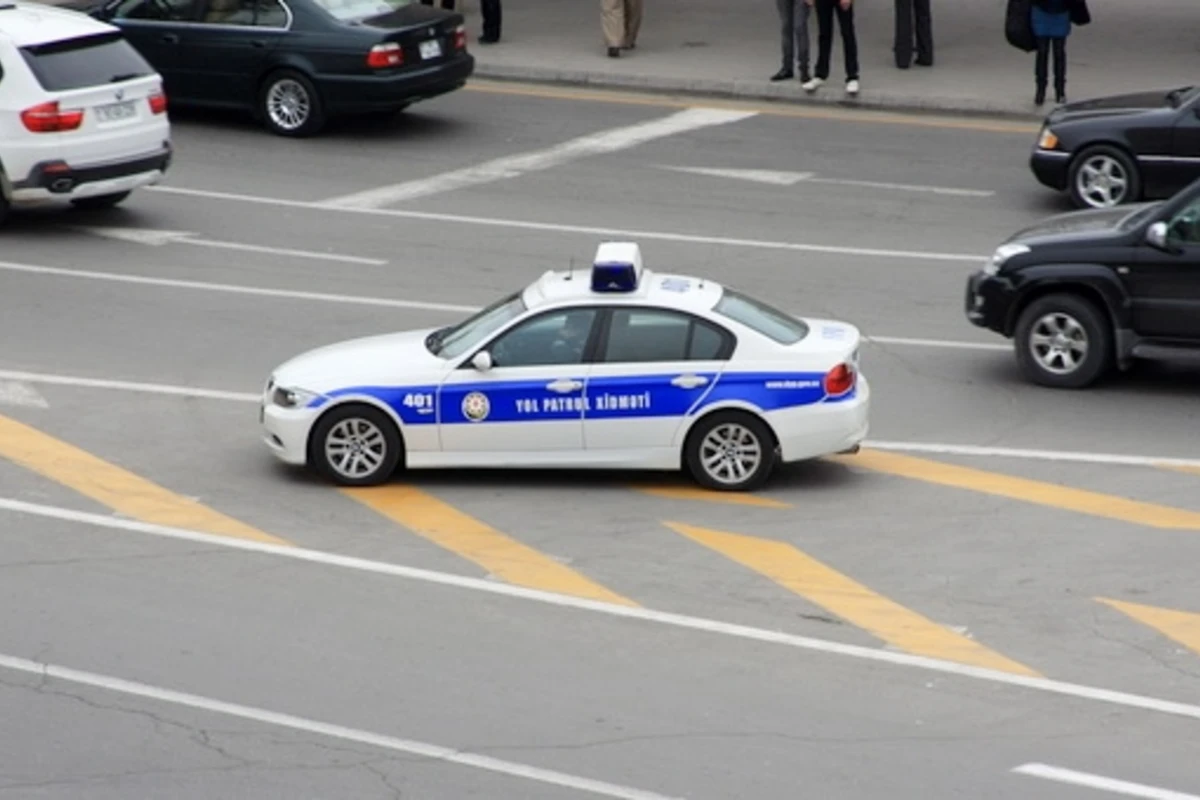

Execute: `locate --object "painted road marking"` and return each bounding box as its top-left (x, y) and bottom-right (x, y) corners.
top-left (146, 185), bottom-right (984, 263)
top-left (836, 449), bottom-right (1200, 531)
top-left (8, 497), bottom-right (1200, 724)
top-left (0, 652), bottom-right (679, 800)
top-left (659, 165), bottom-right (995, 197)
top-left (75, 226), bottom-right (387, 266)
top-left (1098, 598), bottom-right (1200, 658)
top-left (0, 414), bottom-right (288, 546)
top-left (0, 380), bottom-right (48, 409)
top-left (1013, 763), bottom-right (1200, 800)
top-left (635, 485), bottom-right (792, 509)
top-left (322, 107), bottom-right (759, 208)
top-left (342, 484), bottom-right (635, 606)
top-left (666, 522), bottom-right (1037, 675)
top-left (463, 79), bottom-right (1040, 135)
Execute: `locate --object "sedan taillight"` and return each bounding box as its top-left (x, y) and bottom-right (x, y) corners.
top-left (453, 24), bottom-right (466, 49)
top-left (367, 41), bottom-right (403, 68)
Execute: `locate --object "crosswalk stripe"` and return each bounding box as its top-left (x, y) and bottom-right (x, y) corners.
top-left (0, 414), bottom-right (288, 545)
top-left (1097, 598), bottom-right (1200, 658)
top-left (342, 485), bottom-right (637, 606)
top-left (665, 521), bottom-right (1040, 675)
top-left (835, 449), bottom-right (1200, 530)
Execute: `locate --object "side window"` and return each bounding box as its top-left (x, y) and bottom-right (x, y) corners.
top-left (111, 0), bottom-right (198, 21)
top-left (601, 308), bottom-right (732, 363)
top-left (254, 0), bottom-right (288, 26)
top-left (202, 0), bottom-right (256, 24)
top-left (487, 308), bottom-right (599, 368)
top-left (1168, 201), bottom-right (1200, 245)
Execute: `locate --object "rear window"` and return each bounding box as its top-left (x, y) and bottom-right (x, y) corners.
top-left (713, 288), bottom-right (809, 345)
top-left (19, 32), bottom-right (154, 92)
top-left (309, 0), bottom-right (413, 21)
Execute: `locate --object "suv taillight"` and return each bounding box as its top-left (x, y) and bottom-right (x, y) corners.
top-left (21, 101), bottom-right (83, 133)
top-left (823, 362), bottom-right (856, 396)
top-left (148, 91), bottom-right (168, 114)
top-left (453, 24), bottom-right (466, 49)
top-left (367, 41), bottom-right (403, 68)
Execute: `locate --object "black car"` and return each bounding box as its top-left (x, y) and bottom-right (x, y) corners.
top-left (66, 0), bottom-right (474, 136)
top-left (966, 177), bottom-right (1200, 388)
top-left (1029, 85), bottom-right (1200, 210)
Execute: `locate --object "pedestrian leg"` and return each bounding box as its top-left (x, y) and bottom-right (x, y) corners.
top-left (835, 1), bottom-right (859, 91)
top-left (479, 0), bottom-right (500, 42)
top-left (601, 0), bottom-right (624, 55)
top-left (893, 0), bottom-right (913, 68)
top-left (1052, 37), bottom-right (1066, 103)
top-left (807, 0), bottom-right (834, 89)
top-left (795, 2), bottom-right (811, 81)
top-left (772, 0), bottom-right (795, 79)
top-left (1033, 37), bottom-right (1049, 105)
top-left (623, 0), bottom-right (642, 49)
top-left (913, 0), bottom-right (932, 64)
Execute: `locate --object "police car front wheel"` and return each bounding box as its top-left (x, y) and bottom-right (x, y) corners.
top-left (685, 412), bottom-right (777, 492)
top-left (310, 404), bottom-right (403, 487)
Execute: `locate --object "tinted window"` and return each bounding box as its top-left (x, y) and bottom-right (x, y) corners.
top-left (309, 0), bottom-right (412, 21)
top-left (489, 309), bottom-right (598, 368)
top-left (713, 289), bottom-right (808, 345)
top-left (111, 0), bottom-right (198, 22)
top-left (19, 33), bottom-right (154, 91)
top-left (1168, 201), bottom-right (1200, 244)
top-left (199, 0), bottom-right (284, 25)
top-left (431, 293), bottom-right (526, 360)
top-left (601, 308), bottom-right (730, 363)
top-left (254, 0), bottom-right (288, 26)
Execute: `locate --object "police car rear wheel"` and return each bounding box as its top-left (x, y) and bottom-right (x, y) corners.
top-left (311, 404), bottom-right (402, 487)
top-left (686, 412), bottom-right (776, 492)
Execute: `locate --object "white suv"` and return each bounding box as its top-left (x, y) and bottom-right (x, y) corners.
top-left (0, 0), bottom-right (170, 223)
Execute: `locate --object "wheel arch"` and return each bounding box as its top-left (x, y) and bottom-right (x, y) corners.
top-left (255, 61), bottom-right (324, 119)
top-left (305, 395), bottom-right (408, 466)
top-left (1068, 141), bottom-right (1144, 203)
top-left (676, 402), bottom-right (780, 470)
top-left (1005, 270), bottom-right (1129, 339)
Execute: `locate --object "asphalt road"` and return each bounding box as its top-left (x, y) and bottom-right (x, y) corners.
top-left (1, 81), bottom-right (1200, 799)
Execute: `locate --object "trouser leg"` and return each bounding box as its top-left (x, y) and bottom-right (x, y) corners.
top-left (479, 0), bottom-right (500, 38)
top-left (893, 0), bottom-right (913, 68)
top-left (835, 3), bottom-right (858, 80)
top-left (623, 0), bottom-right (642, 46)
top-left (1053, 37), bottom-right (1066, 95)
top-left (794, 2), bottom-right (810, 76)
top-left (1034, 37), bottom-right (1049, 90)
top-left (813, 0), bottom-right (834, 79)
top-left (913, 0), bottom-right (932, 63)
top-left (601, 0), bottom-right (624, 47)
top-left (777, 0), bottom-right (794, 68)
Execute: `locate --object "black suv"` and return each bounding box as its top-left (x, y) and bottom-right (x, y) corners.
top-left (966, 177), bottom-right (1200, 388)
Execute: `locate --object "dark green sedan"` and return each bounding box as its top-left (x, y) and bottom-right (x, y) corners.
top-left (66, 0), bottom-right (474, 136)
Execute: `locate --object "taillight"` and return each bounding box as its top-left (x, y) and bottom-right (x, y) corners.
top-left (823, 363), bottom-right (856, 396)
top-left (453, 24), bottom-right (466, 49)
top-left (148, 91), bottom-right (168, 114)
top-left (367, 41), bottom-right (403, 68)
top-left (20, 101), bottom-right (84, 133)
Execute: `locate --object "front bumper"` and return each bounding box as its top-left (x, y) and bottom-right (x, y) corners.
top-left (10, 144), bottom-right (172, 203)
top-left (773, 375), bottom-right (871, 464)
top-left (261, 400), bottom-right (319, 466)
top-left (320, 54), bottom-right (475, 113)
top-left (964, 270), bottom-right (1016, 335)
top-left (1029, 147), bottom-right (1072, 192)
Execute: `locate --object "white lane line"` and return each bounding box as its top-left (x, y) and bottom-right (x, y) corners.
top-left (321, 108), bottom-right (759, 208)
top-left (866, 335), bottom-right (1009, 352)
top-left (659, 166), bottom-right (995, 197)
top-left (804, 176), bottom-right (995, 197)
top-left (5, 496), bottom-right (1200, 725)
top-left (0, 652), bottom-right (679, 800)
top-left (146, 185), bottom-right (985, 264)
top-left (0, 261), bottom-right (478, 314)
top-left (76, 226), bottom-right (386, 266)
top-left (0, 369), bottom-right (259, 403)
top-left (1013, 764), bottom-right (1200, 799)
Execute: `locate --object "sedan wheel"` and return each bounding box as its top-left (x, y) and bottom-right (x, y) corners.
top-left (1014, 293), bottom-right (1113, 389)
top-left (260, 70), bottom-right (325, 137)
top-left (310, 405), bottom-right (402, 486)
top-left (685, 412), bottom-right (776, 492)
top-left (1068, 146), bottom-right (1139, 209)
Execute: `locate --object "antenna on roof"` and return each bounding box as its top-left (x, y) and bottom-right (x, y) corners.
top-left (565, 257), bottom-right (575, 280)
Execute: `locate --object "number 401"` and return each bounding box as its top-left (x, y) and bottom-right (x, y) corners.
top-left (402, 392), bottom-right (434, 409)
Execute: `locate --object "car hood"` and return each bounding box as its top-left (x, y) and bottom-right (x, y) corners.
top-left (1047, 89), bottom-right (1184, 124)
top-left (1005, 204), bottom-right (1153, 246)
top-left (270, 329), bottom-right (445, 393)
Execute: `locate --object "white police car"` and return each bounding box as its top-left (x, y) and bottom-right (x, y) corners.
top-left (261, 243), bottom-right (869, 492)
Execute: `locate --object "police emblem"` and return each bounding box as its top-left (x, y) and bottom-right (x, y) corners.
top-left (461, 391), bottom-right (490, 422)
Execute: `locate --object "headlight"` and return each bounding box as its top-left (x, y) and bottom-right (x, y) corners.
top-left (272, 386), bottom-right (321, 408)
top-left (983, 243), bottom-right (1030, 275)
top-left (1037, 128), bottom-right (1059, 150)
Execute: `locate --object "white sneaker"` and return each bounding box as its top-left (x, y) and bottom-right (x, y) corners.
top-left (801, 77), bottom-right (823, 93)
top-left (845, 79), bottom-right (860, 96)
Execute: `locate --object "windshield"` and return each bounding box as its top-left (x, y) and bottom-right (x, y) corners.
top-left (713, 289), bottom-right (809, 345)
top-left (309, 0), bottom-right (413, 21)
top-left (1167, 86), bottom-right (1199, 108)
top-left (427, 292), bottom-right (527, 359)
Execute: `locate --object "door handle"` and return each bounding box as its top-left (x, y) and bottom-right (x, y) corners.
top-left (1117, 266), bottom-right (1131, 275)
top-left (249, 39), bottom-right (266, 48)
top-left (161, 33), bottom-right (179, 43)
top-left (546, 379), bottom-right (582, 393)
top-left (670, 374), bottom-right (709, 389)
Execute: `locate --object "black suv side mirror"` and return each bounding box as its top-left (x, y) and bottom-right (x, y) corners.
top-left (1146, 221), bottom-right (1183, 254)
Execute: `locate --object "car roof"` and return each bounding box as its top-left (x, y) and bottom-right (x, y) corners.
top-left (0, 2), bottom-right (117, 49)
top-left (522, 266), bottom-right (726, 316)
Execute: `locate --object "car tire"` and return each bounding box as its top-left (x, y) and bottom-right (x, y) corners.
top-left (1068, 145), bottom-right (1140, 209)
top-left (70, 191), bottom-right (132, 211)
top-left (309, 403), bottom-right (403, 487)
top-left (259, 69), bottom-right (326, 138)
top-left (684, 411), bottom-right (778, 492)
top-left (1014, 293), bottom-right (1113, 389)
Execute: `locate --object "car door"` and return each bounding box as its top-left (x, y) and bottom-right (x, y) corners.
top-left (104, 0), bottom-right (202, 96)
top-left (176, 0), bottom-right (288, 107)
top-left (436, 307), bottom-right (601, 456)
top-left (1167, 97), bottom-right (1200, 193)
top-left (582, 306), bottom-right (735, 452)
top-left (1129, 197), bottom-right (1200, 339)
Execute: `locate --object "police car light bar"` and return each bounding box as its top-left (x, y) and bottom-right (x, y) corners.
top-left (591, 242), bottom-right (643, 293)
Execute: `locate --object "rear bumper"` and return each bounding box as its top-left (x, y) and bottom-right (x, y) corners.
top-left (10, 144), bottom-right (172, 202)
top-left (772, 375), bottom-right (870, 463)
top-left (318, 54), bottom-right (475, 113)
top-left (1030, 147), bottom-right (1072, 192)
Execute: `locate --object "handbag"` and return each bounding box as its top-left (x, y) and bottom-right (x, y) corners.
top-left (1069, 0), bottom-right (1091, 25)
top-left (1005, 0), bottom-right (1036, 52)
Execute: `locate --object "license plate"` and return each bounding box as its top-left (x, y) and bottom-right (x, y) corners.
top-left (95, 101), bottom-right (136, 123)
top-left (419, 39), bottom-right (442, 60)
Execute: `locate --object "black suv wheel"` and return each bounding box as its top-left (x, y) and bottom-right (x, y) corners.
top-left (1014, 293), bottom-right (1113, 388)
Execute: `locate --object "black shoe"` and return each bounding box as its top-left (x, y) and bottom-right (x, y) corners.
top-left (770, 68), bottom-right (794, 81)
top-left (1056, 92), bottom-right (1067, 104)
top-left (607, 46), bottom-right (620, 58)
top-left (914, 56), bottom-right (933, 67)
top-left (478, 34), bottom-right (498, 44)
top-left (1035, 86), bottom-right (1046, 106)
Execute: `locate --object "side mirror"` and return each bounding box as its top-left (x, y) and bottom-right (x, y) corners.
top-left (1146, 221), bottom-right (1172, 251)
top-left (471, 351), bottom-right (493, 371)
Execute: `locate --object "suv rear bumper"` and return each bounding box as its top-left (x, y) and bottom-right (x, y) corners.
top-left (10, 144), bottom-right (171, 202)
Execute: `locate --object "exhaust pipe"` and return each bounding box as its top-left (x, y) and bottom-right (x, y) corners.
top-left (49, 177), bottom-right (74, 193)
